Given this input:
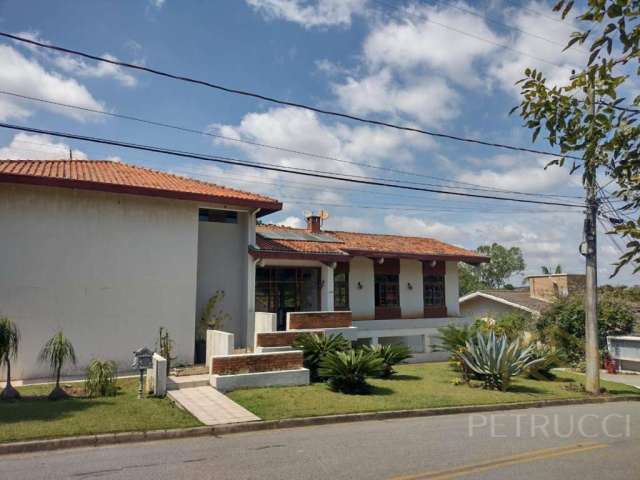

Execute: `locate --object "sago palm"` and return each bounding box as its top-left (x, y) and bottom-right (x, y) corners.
top-left (0, 317), bottom-right (20, 400)
top-left (319, 349), bottom-right (384, 393)
top-left (363, 344), bottom-right (412, 378)
top-left (292, 333), bottom-right (351, 381)
top-left (38, 331), bottom-right (77, 400)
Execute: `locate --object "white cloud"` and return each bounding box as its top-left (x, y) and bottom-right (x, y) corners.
top-left (53, 53), bottom-right (137, 88)
top-left (0, 44), bottom-right (105, 122)
top-left (333, 69), bottom-right (460, 126)
top-left (363, 3), bottom-right (501, 86)
top-left (487, 1), bottom-right (585, 95)
top-left (150, 0), bottom-right (165, 8)
top-left (0, 132), bottom-right (88, 160)
top-left (246, 0), bottom-right (367, 28)
top-left (456, 159), bottom-right (572, 193)
top-left (277, 216), bottom-right (304, 228)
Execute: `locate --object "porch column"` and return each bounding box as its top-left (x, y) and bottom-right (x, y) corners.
top-left (246, 256), bottom-right (258, 349)
top-left (445, 261), bottom-right (460, 316)
top-left (321, 263), bottom-right (334, 311)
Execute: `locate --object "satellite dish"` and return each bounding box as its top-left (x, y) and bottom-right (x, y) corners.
top-left (303, 210), bottom-right (312, 218)
top-left (319, 210), bottom-right (330, 220)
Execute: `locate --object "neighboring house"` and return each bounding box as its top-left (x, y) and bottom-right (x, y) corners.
top-left (459, 273), bottom-right (587, 321)
top-left (0, 160), bottom-right (487, 380)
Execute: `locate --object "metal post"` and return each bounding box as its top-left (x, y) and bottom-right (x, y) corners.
top-left (584, 73), bottom-right (600, 395)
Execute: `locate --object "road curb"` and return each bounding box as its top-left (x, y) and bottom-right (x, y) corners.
top-left (2, 394), bottom-right (638, 456)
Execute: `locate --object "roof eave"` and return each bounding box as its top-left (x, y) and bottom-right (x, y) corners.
top-left (1, 174), bottom-right (282, 213)
top-left (249, 247), bottom-right (349, 262)
top-left (342, 249), bottom-right (489, 264)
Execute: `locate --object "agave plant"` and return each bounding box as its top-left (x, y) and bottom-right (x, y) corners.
top-left (38, 331), bottom-right (77, 400)
top-left (363, 344), bottom-right (412, 378)
top-left (84, 359), bottom-right (118, 398)
top-left (292, 333), bottom-right (351, 381)
top-left (459, 331), bottom-right (544, 391)
top-left (0, 317), bottom-right (20, 401)
top-left (319, 349), bottom-right (384, 393)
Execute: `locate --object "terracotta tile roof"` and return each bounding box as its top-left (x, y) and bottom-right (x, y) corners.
top-left (0, 160), bottom-right (282, 214)
top-left (254, 224), bottom-right (488, 263)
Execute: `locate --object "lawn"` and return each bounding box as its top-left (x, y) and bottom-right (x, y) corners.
top-left (0, 378), bottom-right (201, 444)
top-left (228, 362), bottom-right (640, 420)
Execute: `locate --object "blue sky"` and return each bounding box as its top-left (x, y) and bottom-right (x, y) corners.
top-left (0, 0), bottom-right (635, 284)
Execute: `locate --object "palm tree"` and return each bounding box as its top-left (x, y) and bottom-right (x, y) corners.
top-left (541, 265), bottom-right (563, 275)
top-left (0, 317), bottom-right (20, 400)
top-left (38, 331), bottom-right (77, 400)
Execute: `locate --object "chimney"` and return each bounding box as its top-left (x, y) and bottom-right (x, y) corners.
top-left (528, 273), bottom-right (586, 301)
top-left (306, 214), bottom-right (322, 233)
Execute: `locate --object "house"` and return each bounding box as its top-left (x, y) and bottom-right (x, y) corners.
top-left (459, 273), bottom-right (587, 321)
top-left (0, 160), bottom-right (487, 380)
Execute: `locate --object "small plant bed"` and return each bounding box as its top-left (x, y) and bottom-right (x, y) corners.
top-left (0, 378), bottom-right (201, 444)
top-left (227, 362), bottom-right (640, 420)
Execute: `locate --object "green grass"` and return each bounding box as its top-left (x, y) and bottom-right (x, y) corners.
top-left (228, 363), bottom-right (640, 420)
top-left (0, 378), bottom-right (201, 444)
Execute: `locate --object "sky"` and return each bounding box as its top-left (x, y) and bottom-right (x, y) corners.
top-left (0, 0), bottom-right (636, 285)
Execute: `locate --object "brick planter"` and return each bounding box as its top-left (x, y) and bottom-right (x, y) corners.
top-left (256, 330), bottom-right (324, 348)
top-left (287, 311), bottom-right (352, 329)
top-left (211, 351), bottom-right (303, 375)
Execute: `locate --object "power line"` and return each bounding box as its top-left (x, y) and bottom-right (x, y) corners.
top-left (0, 89), bottom-right (584, 200)
top-left (0, 31), bottom-right (584, 162)
top-left (0, 121), bottom-right (586, 208)
top-left (175, 166), bottom-right (580, 214)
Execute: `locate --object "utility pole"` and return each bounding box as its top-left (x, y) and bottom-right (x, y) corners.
top-left (582, 71), bottom-right (600, 395)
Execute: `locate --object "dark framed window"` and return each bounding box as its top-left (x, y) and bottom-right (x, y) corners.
top-left (198, 208), bottom-right (238, 224)
top-left (333, 263), bottom-right (349, 310)
top-left (375, 274), bottom-right (400, 307)
top-left (423, 275), bottom-right (445, 306)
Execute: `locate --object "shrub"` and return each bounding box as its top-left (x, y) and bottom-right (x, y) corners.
top-left (473, 311), bottom-right (530, 342)
top-left (38, 331), bottom-right (77, 400)
top-left (292, 333), bottom-right (350, 381)
top-left (536, 294), bottom-right (635, 365)
top-left (157, 327), bottom-right (176, 373)
top-left (0, 317), bottom-right (20, 401)
top-left (319, 349), bottom-right (384, 393)
top-left (85, 359), bottom-right (118, 397)
top-left (459, 331), bottom-right (544, 391)
top-left (433, 324), bottom-right (474, 381)
top-left (363, 344), bottom-right (412, 378)
top-left (524, 345), bottom-right (564, 380)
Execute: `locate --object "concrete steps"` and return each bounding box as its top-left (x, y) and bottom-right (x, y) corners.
top-left (167, 374), bottom-right (209, 391)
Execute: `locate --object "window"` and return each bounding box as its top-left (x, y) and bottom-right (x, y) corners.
top-left (333, 263), bottom-right (349, 310)
top-left (375, 274), bottom-right (400, 307)
top-left (198, 208), bottom-right (237, 224)
top-left (423, 275), bottom-right (445, 306)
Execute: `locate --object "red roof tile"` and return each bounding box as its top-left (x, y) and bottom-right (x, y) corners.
top-left (255, 224), bottom-right (488, 263)
top-left (0, 160), bottom-right (282, 214)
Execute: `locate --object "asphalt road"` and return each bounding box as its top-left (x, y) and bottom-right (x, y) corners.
top-left (2, 402), bottom-right (639, 480)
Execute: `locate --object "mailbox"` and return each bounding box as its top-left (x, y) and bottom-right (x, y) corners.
top-left (132, 347), bottom-right (154, 398)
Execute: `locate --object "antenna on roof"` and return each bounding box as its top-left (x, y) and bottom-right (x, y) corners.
top-left (69, 148), bottom-right (73, 160)
top-left (319, 210), bottom-right (330, 221)
top-left (303, 210), bottom-right (312, 218)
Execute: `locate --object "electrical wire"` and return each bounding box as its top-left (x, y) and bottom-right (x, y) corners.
top-left (0, 31), bottom-right (584, 162)
top-left (0, 121), bottom-right (587, 208)
top-left (0, 89), bottom-right (585, 200)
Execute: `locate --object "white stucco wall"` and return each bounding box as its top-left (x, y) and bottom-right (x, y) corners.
top-left (399, 259), bottom-right (423, 318)
top-left (445, 261), bottom-right (460, 316)
top-left (321, 264), bottom-right (334, 311)
top-left (196, 213), bottom-right (249, 348)
top-left (348, 256), bottom-right (375, 320)
top-left (0, 184), bottom-right (199, 380)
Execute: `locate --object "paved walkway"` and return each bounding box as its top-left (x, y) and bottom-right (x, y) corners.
top-left (168, 386), bottom-right (260, 426)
